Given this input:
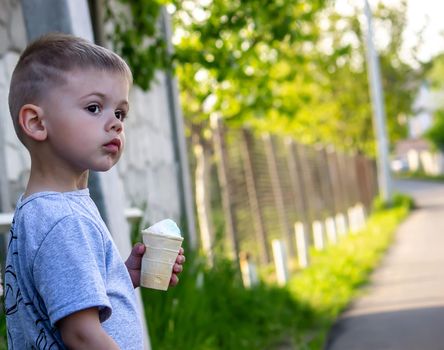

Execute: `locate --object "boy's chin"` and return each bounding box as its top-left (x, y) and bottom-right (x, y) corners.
top-left (91, 163), bottom-right (117, 172)
top-left (87, 156), bottom-right (120, 172)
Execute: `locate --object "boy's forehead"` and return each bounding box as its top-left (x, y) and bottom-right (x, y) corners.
top-left (59, 68), bottom-right (130, 95)
top-left (66, 68), bottom-right (130, 83)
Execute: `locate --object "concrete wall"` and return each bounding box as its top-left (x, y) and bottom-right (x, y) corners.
top-left (121, 77), bottom-right (181, 224)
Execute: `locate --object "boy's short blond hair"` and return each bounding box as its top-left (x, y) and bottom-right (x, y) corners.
top-left (8, 32), bottom-right (133, 142)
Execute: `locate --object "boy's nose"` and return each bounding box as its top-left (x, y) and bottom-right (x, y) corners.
top-left (106, 113), bottom-right (123, 133)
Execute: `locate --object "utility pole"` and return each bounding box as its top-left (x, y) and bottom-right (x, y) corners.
top-left (363, 0), bottom-right (392, 203)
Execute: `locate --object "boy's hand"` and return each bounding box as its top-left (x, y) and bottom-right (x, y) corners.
top-left (125, 243), bottom-right (145, 288)
top-left (170, 247), bottom-right (185, 287)
top-left (125, 244), bottom-right (186, 289)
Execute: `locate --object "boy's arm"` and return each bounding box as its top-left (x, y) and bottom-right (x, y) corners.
top-left (58, 307), bottom-right (120, 350)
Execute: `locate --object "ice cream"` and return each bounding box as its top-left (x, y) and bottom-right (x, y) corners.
top-left (140, 219), bottom-right (184, 290)
top-left (142, 219), bottom-right (182, 238)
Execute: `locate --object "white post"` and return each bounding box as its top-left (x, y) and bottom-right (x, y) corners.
top-left (294, 222), bottom-right (310, 268)
top-left (239, 253), bottom-right (258, 288)
top-left (335, 213), bottom-right (348, 237)
top-left (355, 204), bottom-right (366, 230)
top-left (363, 0), bottom-right (392, 203)
top-left (348, 207), bottom-right (358, 234)
top-left (312, 221), bottom-right (326, 251)
top-left (325, 217), bottom-right (338, 245)
top-left (272, 240), bottom-right (289, 285)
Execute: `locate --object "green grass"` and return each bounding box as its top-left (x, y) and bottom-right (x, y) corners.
top-left (394, 170), bottom-right (444, 182)
top-left (0, 195), bottom-right (411, 350)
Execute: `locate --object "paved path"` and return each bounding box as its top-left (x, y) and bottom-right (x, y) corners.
top-left (326, 179), bottom-right (444, 350)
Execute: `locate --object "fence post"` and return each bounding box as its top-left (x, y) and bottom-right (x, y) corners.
top-left (316, 146), bottom-right (336, 218)
top-left (350, 154), bottom-right (361, 207)
top-left (286, 139), bottom-right (311, 238)
top-left (335, 152), bottom-right (353, 229)
top-left (356, 154), bottom-right (373, 211)
top-left (295, 222), bottom-right (310, 268)
top-left (193, 139), bottom-right (214, 263)
top-left (335, 213), bottom-right (348, 237)
top-left (312, 220), bottom-right (326, 251)
top-left (295, 144), bottom-right (317, 243)
top-left (263, 134), bottom-right (294, 257)
top-left (272, 239), bottom-right (289, 285)
top-left (241, 129), bottom-right (270, 264)
top-left (211, 115), bottom-right (240, 262)
top-left (325, 217), bottom-right (338, 244)
top-left (239, 252), bottom-right (259, 288)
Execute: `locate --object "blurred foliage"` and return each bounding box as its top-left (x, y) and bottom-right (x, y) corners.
top-left (106, 0), bottom-right (172, 90)
top-left (425, 53), bottom-right (444, 90)
top-left (423, 55), bottom-right (444, 150)
top-left (107, 0), bottom-right (422, 155)
top-left (372, 191), bottom-right (415, 211)
top-left (424, 109), bottom-right (444, 150)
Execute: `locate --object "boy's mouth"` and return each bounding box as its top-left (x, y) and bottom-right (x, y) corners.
top-left (103, 138), bottom-right (121, 153)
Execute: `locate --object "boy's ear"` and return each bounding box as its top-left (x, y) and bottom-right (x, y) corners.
top-left (18, 104), bottom-right (47, 141)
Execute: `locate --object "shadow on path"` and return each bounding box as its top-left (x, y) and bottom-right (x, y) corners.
top-left (326, 306), bottom-right (444, 350)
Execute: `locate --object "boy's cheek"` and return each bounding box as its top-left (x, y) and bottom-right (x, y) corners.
top-left (120, 134), bottom-right (126, 151)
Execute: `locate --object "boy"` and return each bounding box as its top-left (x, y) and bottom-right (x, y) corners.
top-left (4, 33), bottom-right (185, 349)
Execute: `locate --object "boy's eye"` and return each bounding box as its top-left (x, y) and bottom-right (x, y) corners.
top-left (115, 110), bottom-right (127, 121)
top-left (86, 104), bottom-right (101, 114)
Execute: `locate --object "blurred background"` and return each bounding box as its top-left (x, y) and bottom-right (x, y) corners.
top-left (1, 0), bottom-right (444, 349)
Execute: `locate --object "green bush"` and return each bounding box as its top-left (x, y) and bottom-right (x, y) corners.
top-left (372, 192), bottom-right (414, 211)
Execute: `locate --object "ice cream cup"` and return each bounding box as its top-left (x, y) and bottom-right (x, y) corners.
top-left (140, 231), bottom-right (183, 290)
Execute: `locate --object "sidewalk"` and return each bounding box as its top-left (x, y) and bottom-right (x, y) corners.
top-left (326, 179), bottom-right (444, 350)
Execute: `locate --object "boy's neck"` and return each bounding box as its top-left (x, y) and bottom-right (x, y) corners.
top-left (24, 162), bottom-right (89, 198)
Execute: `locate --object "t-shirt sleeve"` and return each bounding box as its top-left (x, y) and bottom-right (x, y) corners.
top-left (32, 215), bottom-right (112, 326)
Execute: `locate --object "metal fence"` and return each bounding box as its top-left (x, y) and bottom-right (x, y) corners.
top-left (194, 118), bottom-right (378, 273)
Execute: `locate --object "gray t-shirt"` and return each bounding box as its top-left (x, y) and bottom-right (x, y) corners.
top-left (4, 189), bottom-right (143, 349)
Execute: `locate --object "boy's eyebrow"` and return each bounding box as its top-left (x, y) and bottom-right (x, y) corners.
top-left (81, 92), bottom-right (129, 108)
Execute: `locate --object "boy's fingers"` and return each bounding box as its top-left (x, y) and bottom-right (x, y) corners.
top-left (129, 242), bottom-right (145, 257)
top-left (169, 274), bottom-right (179, 286)
top-left (136, 243), bottom-right (146, 255)
top-left (125, 243), bottom-right (145, 269)
top-left (176, 254), bottom-right (185, 264)
top-left (173, 263), bottom-right (183, 273)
